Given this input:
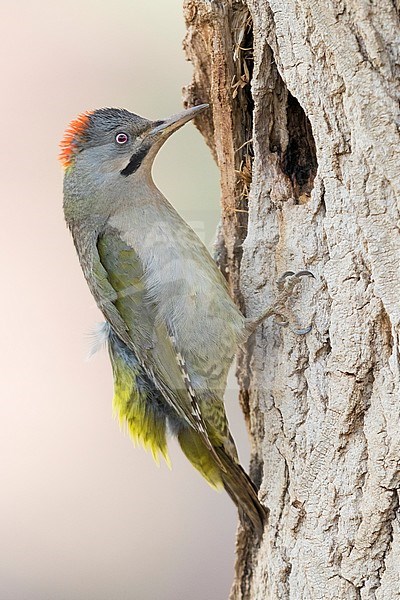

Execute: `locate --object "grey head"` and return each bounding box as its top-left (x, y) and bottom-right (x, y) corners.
top-left (60, 105), bottom-right (209, 177)
top-left (61, 104), bottom-right (208, 226)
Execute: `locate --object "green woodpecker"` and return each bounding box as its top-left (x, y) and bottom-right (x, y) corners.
top-left (60, 104), bottom-right (310, 535)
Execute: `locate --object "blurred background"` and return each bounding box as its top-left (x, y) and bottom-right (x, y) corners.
top-left (0, 1), bottom-right (252, 599)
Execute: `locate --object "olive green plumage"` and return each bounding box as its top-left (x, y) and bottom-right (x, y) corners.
top-left (62, 105), bottom-right (267, 535)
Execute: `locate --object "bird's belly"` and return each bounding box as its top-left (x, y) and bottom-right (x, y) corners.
top-left (150, 275), bottom-right (242, 394)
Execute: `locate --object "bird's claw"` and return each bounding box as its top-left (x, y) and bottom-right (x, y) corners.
top-left (274, 270), bottom-right (314, 335)
top-left (277, 269), bottom-right (314, 288)
top-left (273, 319), bottom-right (312, 335)
top-left (245, 269), bottom-right (315, 337)
top-left (295, 270), bottom-right (315, 279)
top-left (290, 324), bottom-right (313, 335)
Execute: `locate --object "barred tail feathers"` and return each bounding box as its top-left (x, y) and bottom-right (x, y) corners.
top-left (216, 446), bottom-right (267, 537)
top-left (178, 427), bottom-right (267, 535)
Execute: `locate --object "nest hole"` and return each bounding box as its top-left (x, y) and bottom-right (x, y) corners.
top-left (281, 92), bottom-right (318, 202)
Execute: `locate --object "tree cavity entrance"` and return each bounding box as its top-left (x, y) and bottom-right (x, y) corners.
top-left (281, 92), bottom-right (318, 202)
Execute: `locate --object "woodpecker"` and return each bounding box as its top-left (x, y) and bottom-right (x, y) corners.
top-left (60, 104), bottom-right (310, 535)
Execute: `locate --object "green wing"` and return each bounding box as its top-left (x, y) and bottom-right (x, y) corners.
top-left (93, 229), bottom-right (223, 466)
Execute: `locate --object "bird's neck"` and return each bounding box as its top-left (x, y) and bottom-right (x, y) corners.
top-left (107, 178), bottom-right (186, 240)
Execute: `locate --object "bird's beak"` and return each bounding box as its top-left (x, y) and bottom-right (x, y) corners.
top-left (149, 104), bottom-right (209, 137)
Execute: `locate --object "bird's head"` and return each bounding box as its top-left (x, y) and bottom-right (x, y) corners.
top-left (60, 104), bottom-right (208, 226)
top-left (59, 104), bottom-right (208, 177)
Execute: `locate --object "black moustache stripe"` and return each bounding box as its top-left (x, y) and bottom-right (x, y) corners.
top-left (120, 145), bottom-right (150, 177)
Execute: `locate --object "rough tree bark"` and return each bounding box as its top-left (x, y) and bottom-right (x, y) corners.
top-left (183, 1), bottom-right (400, 598)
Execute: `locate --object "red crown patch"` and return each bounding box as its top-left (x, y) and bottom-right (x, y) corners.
top-left (59, 111), bottom-right (92, 169)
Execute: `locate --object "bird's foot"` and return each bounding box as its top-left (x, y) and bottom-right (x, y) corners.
top-left (245, 270), bottom-right (314, 336)
top-left (274, 270), bottom-right (314, 334)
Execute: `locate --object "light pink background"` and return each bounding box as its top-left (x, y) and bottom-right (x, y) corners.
top-left (1, 2), bottom-right (251, 598)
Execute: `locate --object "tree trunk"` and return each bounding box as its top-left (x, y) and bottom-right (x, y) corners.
top-left (183, 1), bottom-right (400, 598)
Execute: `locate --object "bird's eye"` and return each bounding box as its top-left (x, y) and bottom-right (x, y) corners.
top-left (115, 132), bottom-right (129, 145)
